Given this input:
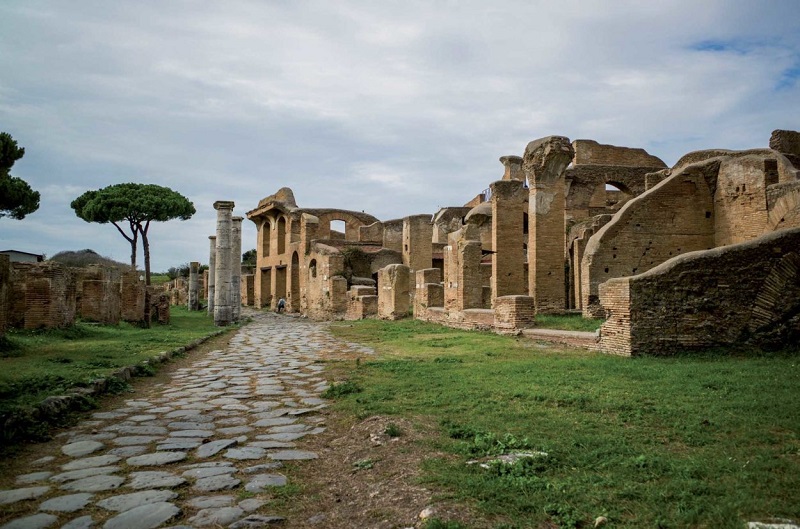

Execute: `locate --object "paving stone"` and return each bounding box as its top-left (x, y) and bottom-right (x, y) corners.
top-left (224, 447), bottom-right (266, 460)
top-left (188, 506), bottom-right (244, 527)
top-left (268, 450), bottom-right (318, 461)
top-left (102, 502), bottom-right (180, 529)
top-left (115, 425), bottom-right (169, 436)
top-left (108, 446), bottom-right (148, 457)
top-left (242, 463), bottom-right (283, 474)
top-left (244, 474), bottom-right (287, 492)
top-left (0, 487), bottom-right (51, 505)
top-left (181, 466), bottom-right (236, 479)
top-left (252, 417), bottom-right (296, 428)
top-left (61, 515), bottom-right (94, 529)
top-left (217, 426), bottom-right (253, 435)
top-left (60, 475), bottom-right (125, 493)
top-left (96, 489), bottom-right (178, 512)
top-left (126, 452), bottom-right (187, 466)
top-left (51, 466), bottom-right (120, 483)
top-left (256, 432), bottom-right (308, 442)
top-left (67, 432), bottom-right (118, 442)
top-left (31, 456), bottom-right (55, 466)
top-left (238, 499), bottom-right (266, 512)
top-left (216, 417), bottom-right (248, 426)
top-left (127, 414), bottom-right (158, 422)
top-left (195, 439), bottom-right (238, 459)
top-left (268, 423), bottom-right (310, 433)
top-left (61, 440), bottom-right (104, 457)
top-left (127, 472), bottom-right (186, 490)
top-left (248, 440), bottom-right (295, 449)
top-left (157, 440), bottom-right (203, 451)
top-left (167, 422), bottom-right (213, 430)
top-left (229, 515), bottom-right (286, 528)
top-left (15, 472), bottom-right (53, 485)
top-left (92, 411), bottom-right (127, 419)
top-left (193, 475), bottom-right (241, 492)
top-left (0, 513), bottom-right (58, 529)
top-left (38, 493), bottom-right (93, 512)
top-left (170, 429), bottom-right (213, 438)
top-left (186, 496), bottom-right (235, 509)
top-left (61, 455), bottom-right (121, 471)
top-left (111, 436), bottom-right (162, 446)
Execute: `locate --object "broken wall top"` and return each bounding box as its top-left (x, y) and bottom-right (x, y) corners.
top-left (572, 140), bottom-right (666, 168)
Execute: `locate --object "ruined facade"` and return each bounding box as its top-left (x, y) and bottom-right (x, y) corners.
top-left (237, 129), bottom-right (800, 354)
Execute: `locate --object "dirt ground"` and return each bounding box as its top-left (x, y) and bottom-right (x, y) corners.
top-left (0, 327), bottom-right (488, 529)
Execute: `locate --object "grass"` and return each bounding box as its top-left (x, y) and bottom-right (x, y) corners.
top-left (328, 319), bottom-right (800, 529)
top-left (0, 306), bottom-right (220, 414)
top-left (534, 313), bottom-right (604, 332)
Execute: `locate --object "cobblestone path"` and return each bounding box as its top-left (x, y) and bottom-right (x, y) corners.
top-left (0, 311), bottom-right (374, 529)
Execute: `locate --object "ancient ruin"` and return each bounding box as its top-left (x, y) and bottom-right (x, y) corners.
top-left (238, 129), bottom-right (800, 355)
top-left (0, 130), bottom-right (797, 356)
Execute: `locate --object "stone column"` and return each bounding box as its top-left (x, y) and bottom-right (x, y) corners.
top-left (231, 216), bottom-right (243, 322)
top-left (207, 236), bottom-right (216, 315)
top-left (500, 155), bottom-right (524, 181)
top-left (524, 136), bottom-right (574, 313)
top-left (490, 178), bottom-right (527, 301)
top-left (213, 201), bottom-right (235, 326)
top-left (188, 261), bottom-right (200, 311)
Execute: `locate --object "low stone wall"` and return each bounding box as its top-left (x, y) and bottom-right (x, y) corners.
top-left (599, 227), bottom-right (800, 355)
top-left (494, 295), bottom-right (536, 334)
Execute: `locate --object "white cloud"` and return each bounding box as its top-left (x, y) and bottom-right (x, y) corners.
top-left (0, 0), bottom-right (798, 271)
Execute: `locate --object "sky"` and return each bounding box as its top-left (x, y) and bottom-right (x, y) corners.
top-left (1, 0), bottom-right (799, 272)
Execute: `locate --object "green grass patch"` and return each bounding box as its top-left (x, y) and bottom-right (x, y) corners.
top-left (329, 319), bottom-right (800, 528)
top-left (534, 313), bottom-right (604, 332)
top-left (0, 306), bottom-right (219, 414)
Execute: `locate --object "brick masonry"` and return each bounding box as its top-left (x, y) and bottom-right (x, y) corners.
top-left (599, 227), bottom-right (800, 356)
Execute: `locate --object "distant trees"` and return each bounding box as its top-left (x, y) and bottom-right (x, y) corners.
top-left (0, 132), bottom-right (40, 219)
top-left (242, 249), bottom-right (257, 267)
top-left (71, 183), bottom-right (195, 285)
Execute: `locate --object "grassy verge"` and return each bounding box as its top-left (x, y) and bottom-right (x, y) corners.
top-left (534, 313), bottom-right (604, 332)
top-left (0, 306), bottom-right (219, 414)
top-left (328, 319), bottom-right (800, 529)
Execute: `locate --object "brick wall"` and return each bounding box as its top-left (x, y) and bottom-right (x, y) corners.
top-left (572, 140), bottom-right (667, 168)
top-left (402, 214), bottom-right (433, 273)
top-left (121, 270), bottom-right (146, 323)
top-left (0, 255), bottom-right (9, 335)
top-left (599, 227), bottom-right (800, 355)
top-left (12, 262), bottom-right (77, 329)
top-left (241, 274), bottom-right (255, 306)
top-left (378, 264), bottom-right (411, 320)
top-left (490, 180), bottom-right (527, 300)
top-left (493, 295), bottom-right (536, 333)
top-left (581, 161), bottom-right (718, 317)
top-left (76, 266), bottom-right (121, 324)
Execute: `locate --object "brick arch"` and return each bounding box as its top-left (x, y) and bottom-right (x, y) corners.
top-left (313, 210), bottom-right (379, 241)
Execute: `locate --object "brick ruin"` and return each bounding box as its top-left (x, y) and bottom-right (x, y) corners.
top-left (0, 262), bottom-right (160, 332)
top-left (239, 129), bottom-right (800, 354)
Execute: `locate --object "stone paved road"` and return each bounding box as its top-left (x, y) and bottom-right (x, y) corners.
top-left (0, 311), bottom-right (374, 529)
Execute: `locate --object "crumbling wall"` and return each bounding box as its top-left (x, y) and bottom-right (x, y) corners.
top-left (714, 155), bottom-right (776, 245)
top-left (490, 179), bottom-right (527, 301)
top-left (241, 274), bottom-right (255, 306)
top-left (770, 129), bottom-right (800, 168)
top-left (346, 285), bottom-right (378, 320)
top-left (378, 264), bottom-right (411, 320)
top-left (493, 295), bottom-right (536, 333)
top-left (444, 226), bottom-right (483, 312)
top-left (402, 214), bottom-right (433, 272)
top-left (304, 244), bottom-right (347, 320)
top-left (382, 219), bottom-right (404, 253)
top-left (525, 135), bottom-right (574, 313)
top-left (0, 255), bottom-right (9, 335)
top-left (599, 227), bottom-right (800, 356)
top-left (11, 262), bottom-right (77, 329)
top-left (432, 207), bottom-right (471, 244)
top-left (76, 265), bottom-right (121, 324)
top-left (121, 271), bottom-right (146, 324)
top-left (581, 160), bottom-right (718, 317)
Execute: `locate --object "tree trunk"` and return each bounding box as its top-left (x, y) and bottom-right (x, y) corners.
top-left (140, 223), bottom-right (152, 327)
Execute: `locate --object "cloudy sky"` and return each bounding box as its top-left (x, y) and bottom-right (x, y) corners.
top-left (1, 1), bottom-right (799, 272)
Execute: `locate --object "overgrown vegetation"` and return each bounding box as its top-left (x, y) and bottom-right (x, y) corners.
top-left (328, 319), bottom-right (800, 528)
top-left (0, 307), bottom-right (219, 416)
top-left (49, 249), bottom-right (131, 270)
